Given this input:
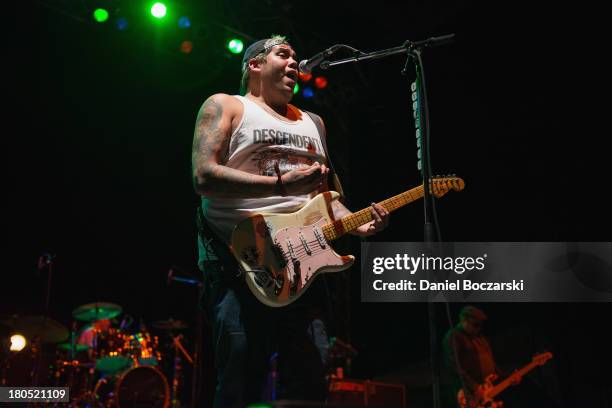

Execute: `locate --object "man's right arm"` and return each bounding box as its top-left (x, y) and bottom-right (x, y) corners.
top-left (191, 94), bottom-right (278, 198)
top-left (191, 94), bottom-right (324, 198)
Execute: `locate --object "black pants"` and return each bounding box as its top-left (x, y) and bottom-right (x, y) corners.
top-left (201, 261), bottom-right (328, 407)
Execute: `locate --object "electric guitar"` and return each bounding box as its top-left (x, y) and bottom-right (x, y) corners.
top-left (230, 176), bottom-right (465, 307)
top-left (457, 351), bottom-right (553, 408)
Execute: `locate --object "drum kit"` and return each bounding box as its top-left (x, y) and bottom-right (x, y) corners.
top-left (1, 302), bottom-right (191, 408)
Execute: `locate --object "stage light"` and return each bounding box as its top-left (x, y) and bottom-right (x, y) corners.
top-left (93, 8), bottom-right (109, 23)
top-left (116, 17), bottom-right (128, 31)
top-left (178, 16), bottom-right (191, 28)
top-left (151, 2), bottom-right (167, 19)
top-left (180, 40), bottom-right (193, 54)
top-left (293, 83), bottom-right (299, 94)
top-left (314, 76), bottom-right (328, 89)
top-left (298, 72), bottom-right (312, 82)
top-left (10, 334), bottom-right (26, 352)
top-left (228, 39), bottom-right (244, 54)
top-left (302, 87), bottom-right (314, 98)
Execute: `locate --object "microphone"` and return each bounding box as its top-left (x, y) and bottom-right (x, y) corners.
top-left (298, 45), bottom-right (341, 74)
top-left (167, 266), bottom-right (202, 287)
top-left (408, 33), bottom-right (455, 49)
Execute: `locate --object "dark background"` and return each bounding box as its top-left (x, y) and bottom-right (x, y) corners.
top-left (3, 1), bottom-right (610, 407)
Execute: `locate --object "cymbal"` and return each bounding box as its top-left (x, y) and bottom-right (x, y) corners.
top-left (72, 302), bottom-right (122, 322)
top-left (57, 342), bottom-right (90, 352)
top-left (152, 318), bottom-right (188, 330)
top-left (0, 315), bottom-right (69, 344)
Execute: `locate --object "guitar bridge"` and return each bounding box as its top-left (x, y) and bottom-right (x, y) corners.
top-left (286, 238), bottom-right (297, 260)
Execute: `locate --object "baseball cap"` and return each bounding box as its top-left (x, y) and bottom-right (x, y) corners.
top-left (459, 305), bottom-right (487, 321)
top-left (241, 37), bottom-right (292, 73)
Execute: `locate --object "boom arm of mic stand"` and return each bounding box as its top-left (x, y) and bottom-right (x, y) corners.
top-left (320, 45), bottom-right (406, 69)
top-left (319, 34), bottom-right (455, 70)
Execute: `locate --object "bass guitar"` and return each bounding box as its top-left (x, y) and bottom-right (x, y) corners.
top-left (457, 351), bottom-right (553, 408)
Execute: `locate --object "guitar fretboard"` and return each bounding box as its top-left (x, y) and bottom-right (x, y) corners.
top-left (490, 357), bottom-right (549, 398)
top-left (322, 185), bottom-right (426, 241)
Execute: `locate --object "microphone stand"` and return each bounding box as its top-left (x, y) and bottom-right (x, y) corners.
top-left (170, 334), bottom-right (194, 408)
top-left (319, 35), bottom-right (455, 408)
top-left (33, 253), bottom-right (56, 386)
top-left (405, 44), bottom-right (442, 408)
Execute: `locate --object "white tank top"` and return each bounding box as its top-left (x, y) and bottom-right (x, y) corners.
top-left (202, 95), bottom-right (327, 244)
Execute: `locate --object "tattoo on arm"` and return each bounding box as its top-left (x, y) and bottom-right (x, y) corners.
top-left (191, 97), bottom-right (274, 197)
top-left (192, 97), bottom-right (224, 170)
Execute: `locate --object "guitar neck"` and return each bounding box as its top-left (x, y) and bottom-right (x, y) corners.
top-left (322, 184), bottom-right (425, 241)
top-left (489, 361), bottom-right (540, 398)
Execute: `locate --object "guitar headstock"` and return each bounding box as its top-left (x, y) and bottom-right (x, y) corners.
top-left (532, 351), bottom-right (553, 366)
top-left (429, 175), bottom-right (465, 198)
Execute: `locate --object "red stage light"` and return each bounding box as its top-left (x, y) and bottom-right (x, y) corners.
top-left (314, 76), bottom-right (328, 89)
top-left (299, 72), bottom-right (312, 82)
top-left (180, 40), bottom-right (193, 54)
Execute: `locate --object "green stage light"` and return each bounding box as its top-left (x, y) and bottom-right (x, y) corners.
top-left (293, 83), bottom-right (299, 94)
top-left (228, 39), bottom-right (244, 54)
top-left (93, 8), bottom-right (109, 23)
top-left (151, 2), bottom-right (167, 19)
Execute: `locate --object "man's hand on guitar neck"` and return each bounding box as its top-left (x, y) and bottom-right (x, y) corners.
top-left (330, 200), bottom-right (390, 237)
top-left (360, 203), bottom-right (389, 236)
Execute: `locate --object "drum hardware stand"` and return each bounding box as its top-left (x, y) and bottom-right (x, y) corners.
top-left (69, 321), bottom-right (77, 360)
top-left (167, 266), bottom-right (202, 408)
top-left (32, 253), bottom-right (56, 386)
top-left (170, 334), bottom-right (193, 408)
top-left (68, 321), bottom-right (96, 402)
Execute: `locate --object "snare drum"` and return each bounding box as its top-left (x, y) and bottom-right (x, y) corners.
top-left (94, 365), bottom-right (170, 408)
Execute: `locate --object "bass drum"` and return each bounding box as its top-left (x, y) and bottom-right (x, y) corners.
top-left (95, 366), bottom-right (170, 408)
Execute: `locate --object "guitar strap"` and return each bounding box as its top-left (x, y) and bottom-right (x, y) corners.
top-left (303, 111), bottom-right (341, 327)
top-left (304, 110), bottom-right (345, 202)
